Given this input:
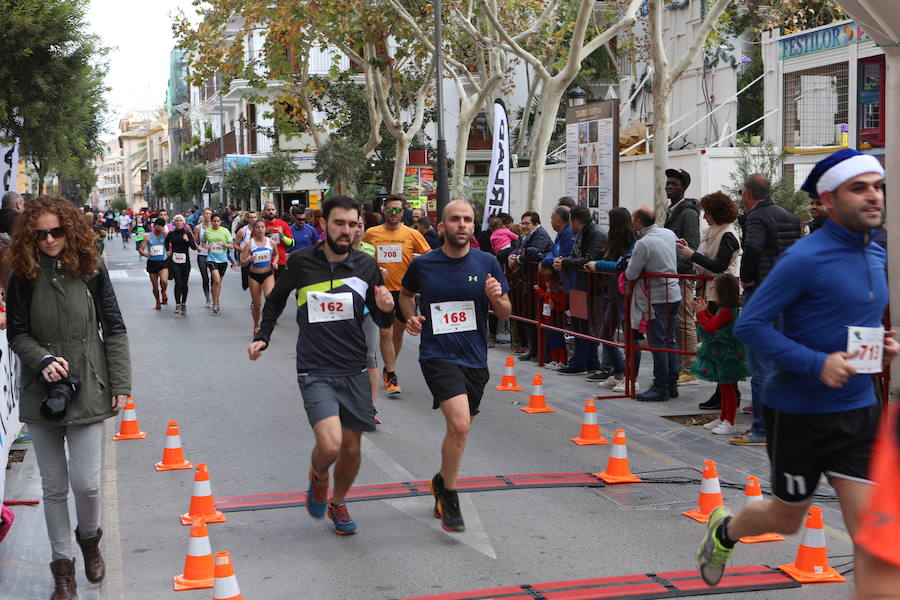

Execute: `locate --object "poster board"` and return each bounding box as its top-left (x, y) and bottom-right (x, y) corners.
top-left (565, 100), bottom-right (619, 228)
top-left (403, 166), bottom-right (435, 200)
top-left (0, 329), bottom-right (22, 502)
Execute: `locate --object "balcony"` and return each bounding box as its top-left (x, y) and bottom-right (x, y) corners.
top-left (202, 131), bottom-right (237, 164)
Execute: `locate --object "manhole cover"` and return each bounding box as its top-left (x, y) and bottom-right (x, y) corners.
top-left (593, 468), bottom-right (740, 509)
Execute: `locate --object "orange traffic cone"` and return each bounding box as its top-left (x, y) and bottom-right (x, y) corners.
top-left (495, 356), bottom-right (523, 391)
top-left (173, 517), bottom-right (214, 591)
top-left (739, 476), bottom-right (784, 544)
top-left (212, 552), bottom-right (243, 600)
top-left (595, 429), bottom-right (642, 483)
top-left (520, 374), bottom-right (554, 413)
top-left (113, 397), bottom-right (147, 440)
top-left (570, 398), bottom-right (609, 445)
top-left (181, 463), bottom-right (226, 526)
top-left (682, 460), bottom-right (724, 522)
top-left (156, 421), bottom-right (193, 471)
top-left (779, 506), bottom-right (845, 583)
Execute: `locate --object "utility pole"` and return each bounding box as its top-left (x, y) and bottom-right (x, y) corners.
top-left (433, 0), bottom-right (450, 221)
top-left (219, 81), bottom-right (227, 209)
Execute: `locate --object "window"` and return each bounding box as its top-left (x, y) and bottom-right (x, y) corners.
top-left (858, 56), bottom-right (885, 149)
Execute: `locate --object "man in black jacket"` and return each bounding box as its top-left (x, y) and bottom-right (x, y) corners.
top-left (0, 191), bottom-right (23, 234)
top-left (554, 205), bottom-right (607, 375)
top-left (730, 173), bottom-right (801, 447)
top-left (663, 169), bottom-right (701, 382)
top-left (509, 211), bottom-right (552, 361)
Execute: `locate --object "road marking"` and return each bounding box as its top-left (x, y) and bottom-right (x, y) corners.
top-left (107, 270), bottom-right (130, 280)
top-left (361, 436), bottom-right (497, 559)
top-left (101, 420), bottom-right (125, 600)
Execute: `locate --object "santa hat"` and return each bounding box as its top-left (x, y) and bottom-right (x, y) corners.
top-left (801, 148), bottom-right (884, 199)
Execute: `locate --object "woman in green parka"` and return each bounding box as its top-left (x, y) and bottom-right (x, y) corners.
top-left (6, 195), bottom-right (131, 600)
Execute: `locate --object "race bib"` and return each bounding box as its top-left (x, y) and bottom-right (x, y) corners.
top-left (252, 249), bottom-right (272, 265)
top-left (542, 303), bottom-right (552, 317)
top-left (307, 291), bottom-right (353, 323)
top-left (377, 244), bottom-right (402, 263)
top-left (430, 301), bottom-right (477, 335)
top-left (847, 325), bottom-right (884, 374)
top-left (150, 245), bottom-right (164, 257)
top-left (172, 252), bottom-right (186, 264)
top-left (209, 242), bottom-right (223, 253)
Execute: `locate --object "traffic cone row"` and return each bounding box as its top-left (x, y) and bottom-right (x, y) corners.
top-left (570, 398), bottom-right (609, 445)
top-left (520, 374), bottom-right (555, 413)
top-left (495, 356), bottom-right (523, 391)
top-left (595, 429), bottom-right (641, 483)
top-left (156, 421), bottom-right (193, 471)
top-left (682, 460), bottom-right (724, 523)
top-left (778, 506), bottom-right (845, 583)
top-left (113, 397), bottom-right (147, 440)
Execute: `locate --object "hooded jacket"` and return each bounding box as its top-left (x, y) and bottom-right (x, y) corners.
top-left (739, 198), bottom-right (801, 296)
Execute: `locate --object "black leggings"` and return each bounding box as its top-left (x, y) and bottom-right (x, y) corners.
top-left (197, 255), bottom-right (210, 299)
top-left (170, 261), bottom-right (191, 305)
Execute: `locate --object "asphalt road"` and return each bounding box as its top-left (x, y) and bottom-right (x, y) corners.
top-left (99, 240), bottom-right (854, 600)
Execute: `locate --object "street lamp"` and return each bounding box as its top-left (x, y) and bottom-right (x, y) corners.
top-left (433, 0), bottom-right (450, 221)
top-left (568, 86), bottom-right (587, 107)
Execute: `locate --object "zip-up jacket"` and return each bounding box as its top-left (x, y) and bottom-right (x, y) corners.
top-left (739, 198), bottom-right (801, 295)
top-left (253, 245), bottom-right (394, 376)
top-left (734, 219), bottom-right (888, 413)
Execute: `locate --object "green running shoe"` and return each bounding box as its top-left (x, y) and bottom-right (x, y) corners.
top-left (696, 506), bottom-right (734, 586)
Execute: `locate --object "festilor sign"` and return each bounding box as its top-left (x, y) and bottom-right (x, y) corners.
top-left (779, 21), bottom-right (871, 60)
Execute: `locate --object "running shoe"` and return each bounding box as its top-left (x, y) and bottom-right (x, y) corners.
top-left (711, 421), bottom-right (738, 435)
top-left (728, 432), bottom-right (765, 446)
top-left (382, 368), bottom-right (390, 389)
top-left (599, 377), bottom-right (624, 389)
top-left (437, 488), bottom-right (465, 533)
top-left (386, 372), bottom-right (401, 395)
top-left (374, 415), bottom-right (382, 425)
top-left (741, 405), bottom-right (753, 414)
top-left (636, 387), bottom-right (668, 402)
top-left (677, 372), bottom-right (698, 385)
top-left (429, 473), bottom-right (444, 519)
top-left (703, 418), bottom-right (723, 430)
top-left (205, 299), bottom-right (211, 309)
top-left (173, 305), bottom-right (182, 315)
top-left (327, 502), bottom-right (357, 535)
top-left (612, 380), bottom-right (637, 393)
top-left (696, 506), bottom-right (734, 586)
top-left (161, 291), bottom-right (168, 305)
top-left (153, 301), bottom-right (161, 311)
top-left (556, 366), bottom-right (587, 375)
top-left (586, 370), bottom-right (614, 382)
top-left (307, 468), bottom-right (329, 519)
top-left (181, 304), bottom-right (187, 316)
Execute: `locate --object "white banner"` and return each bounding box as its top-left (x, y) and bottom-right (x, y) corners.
top-left (1, 138), bottom-right (20, 194)
top-left (481, 100), bottom-right (510, 231)
top-left (0, 329), bottom-right (22, 502)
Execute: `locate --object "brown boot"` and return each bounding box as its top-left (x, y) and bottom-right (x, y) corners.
top-left (75, 527), bottom-right (105, 583)
top-left (49, 558), bottom-right (76, 600)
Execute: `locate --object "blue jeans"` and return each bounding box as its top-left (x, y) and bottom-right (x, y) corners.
top-left (568, 317), bottom-right (599, 371)
top-left (744, 344), bottom-right (770, 437)
top-left (647, 301), bottom-right (680, 391)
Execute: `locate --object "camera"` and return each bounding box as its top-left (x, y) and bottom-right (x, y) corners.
top-left (40, 374), bottom-right (81, 421)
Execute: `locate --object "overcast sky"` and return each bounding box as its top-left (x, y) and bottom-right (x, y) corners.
top-left (87, 0), bottom-right (197, 138)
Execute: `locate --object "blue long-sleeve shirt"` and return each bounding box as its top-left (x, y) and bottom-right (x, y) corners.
top-left (733, 219), bottom-right (888, 413)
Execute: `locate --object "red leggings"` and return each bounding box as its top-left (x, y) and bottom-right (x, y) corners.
top-left (718, 383), bottom-right (737, 424)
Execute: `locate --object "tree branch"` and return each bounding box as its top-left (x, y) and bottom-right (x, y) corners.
top-left (668, 0), bottom-right (732, 84)
top-left (511, 0), bottom-right (560, 42)
top-left (477, 0), bottom-right (550, 80)
top-left (579, 0), bottom-right (644, 60)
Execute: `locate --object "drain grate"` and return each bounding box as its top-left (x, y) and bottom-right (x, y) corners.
top-left (593, 467), bottom-right (740, 509)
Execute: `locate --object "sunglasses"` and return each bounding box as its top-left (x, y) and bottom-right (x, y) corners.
top-left (37, 227), bottom-right (65, 241)
top-left (384, 207), bottom-right (404, 214)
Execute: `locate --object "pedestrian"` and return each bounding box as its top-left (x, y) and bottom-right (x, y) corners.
top-left (691, 274), bottom-right (748, 435)
top-left (240, 219), bottom-right (277, 334)
top-left (696, 148), bottom-right (898, 586)
top-left (165, 215), bottom-right (197, 316)
top-left (117, 211), bottom-right (132, 247)
top-left (0, 191), bottom-right (24, 234)
top-left (553, 205), bottom-right (606, 374)
top-left (662, 168), bottom-right (701, 383)
top-left (139, 218), bottom-right (170, 310)
top-left (362, 194), bottom-right (432, 395)
top-left (675, 191), bottom-right (741, 411)
top-left (289, 205), bottom-right (319, 251)
top-left (192, 208), bottom-right (213, 308)
top-left (234, 211), bottom-right (258, 289)
top-left (509, 211), bottom-right (552, 362)
top-left (6, 195), bottom-right (131, 599)
top-left (625, 206), bottom-right (681, 401)
top-left (400, 199), bottom-right (511, 532)
top-left (248, 195), bottom-right (395, 535)
top-left (729, 173), bottom-right (800, 446)
top-left (805, 194), bottom-right (827, 235)
top-left (260, 202), bottom-right (294, 278)
top-left (415, 215), bottom-right (440, 249)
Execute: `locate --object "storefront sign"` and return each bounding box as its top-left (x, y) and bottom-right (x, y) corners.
top-left (779, 21), bottom-right (871, 60)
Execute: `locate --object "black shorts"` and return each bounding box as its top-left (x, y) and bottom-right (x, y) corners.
top-left (765, 403), bottom-right (880, 504)
top-left (420, 360), bottom-right (490, 416)
top-left (390, 291), bottom-right (407, 323)
top-left (146, 259), bottom-right (169, 275)
top-left (249, 270), bottom-right (274, 285)
top-left (207, 261), bottom-right (227, 276)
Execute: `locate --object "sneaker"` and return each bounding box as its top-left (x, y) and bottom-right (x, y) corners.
top-left (374, 415), bottom-right (382, 425)
top-left (382, 368), bottom-right (390, 389)
top-left (429, 473), bottom-right (444, 519)
top-left (517, 352), bottom-right (535, 362)
top-left (741, 405), bottom-right (753, 414)
top-left (512, 346), bottom-right (529, 354)
top-left (543, 361), bottom-right (560, 370)
top-left (703, 418), bottom-right (723, 430)
top-left (599, 377), bottom-right (624, 389)
top-left (436, 488), bottom-right (465, 533)
top-left (556, 366), bottom-right (587, 376)
top-left (306, 468), bottom-right (329, 519)
top-left (729, 431), bottom-right (765, 446)
top-left (636, 387), bottom-right (668, 402)
top-left (585, 370), bottom-right (614, 381)
top-left (181, 304), bottom-right (187, 316)
top-left (173, 305), bottom-right (182, 315)
top-left (205, 299), bottom-right (211, 309)
top-left (699, 393), bottom-right (721, 410)
top-left (612, 380), bottom-right (636, 393)
top-left (161, 291), bottom-right (168, 305)
top-left (386, 373), bottom-right (401, 395)
top-left (696, 506), bottom-right (735, 586)
top-left (668, 386), bottom-right (679, 399)
top-left (711, 421), bottom-right (738, 435)
top-left (153, 301), bottom-right (161, 311)
top-left (327, 502), bottom-right (357, 535)
top-left (677, 372), bottom-right (698, 385)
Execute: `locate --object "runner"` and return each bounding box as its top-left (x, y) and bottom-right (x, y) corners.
top-left (138, 218), bottom-right (170, 310)
top-left (201, 213), bottom-right (236, 314)
top-left (247, 195), bottom-right (394, 536)
top-left (157, 208), bottom-right (175, 232)
top-left (260, 202), bottom-right (294, 277)
top-left (118, 211), bottom-right (132, 247)
top-left (234, 211), bottom-right (258, 292)
top-left (239, 219), bottom-right (277, 334)
top-left (165, 215), bottom-right (197, 316)
top-left (400, 199), bottom-right (511, 532)
top-left (352, 213), bottom-right (384, 424)
top-left (362, 194), bottom-right (432, 395)
top-left (696, 149), bottom-right (899, 585)
top-left (193, 208), bottom-right (213, 308)
top-left (102, 207), bottom-right (116, 240)
top-left (133, 216), bottom-right (146, 261)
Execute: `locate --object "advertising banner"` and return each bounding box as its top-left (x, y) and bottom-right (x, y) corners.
top-left (482, 100), bottom-right (510, 231)
top-left (1, 138), bottom-right (20, 194)
top-left (0, 330), bottom-right (22, 502)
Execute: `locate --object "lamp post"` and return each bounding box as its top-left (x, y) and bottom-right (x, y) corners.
top-left (433, 0), bottom-right (450, 221)
top-left (568, 86), bottom-right (587, 107)
top-left (219, 80), bottom-right (227, 209)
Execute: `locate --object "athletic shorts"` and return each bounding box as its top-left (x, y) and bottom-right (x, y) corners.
top-left (248, 270), bottom-right (274, 285)
top-left (390, 291), bottom-right (407, 323)
top-left (298, 371), bottom-right (374, 432)
top-left (146, 259), bottom-right (169, 275)
top-left (765, 403), bottom-right (880, 504)
top-left (207, 261), bottom-right (227, 276)
top-left (420, 360), bottom-right (490, 416)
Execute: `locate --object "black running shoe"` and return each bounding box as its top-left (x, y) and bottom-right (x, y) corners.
top-left (429, 473), bottom-right (444, 519)
top-left (438, 488), bottom-right (465, 533)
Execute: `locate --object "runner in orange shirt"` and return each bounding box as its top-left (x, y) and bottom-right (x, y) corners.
top-left (362, 194), bottom-right (432, 394)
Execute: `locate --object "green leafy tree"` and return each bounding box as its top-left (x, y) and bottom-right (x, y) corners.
top-left (110, 196), bottom-right (128, 211)
top-left (223, 163), bottom-right (260, 205)
top-left (314, 138), bottom-right (368, 197)
top-left (181, 164), bottom-right (208, 203)
top-left (727, 136), bottom-right (808, 220)
top-left (255, 151), bottom-right (302, 204)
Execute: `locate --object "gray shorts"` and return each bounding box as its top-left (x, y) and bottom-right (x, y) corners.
top-left (298, 371), bottom-right (374, 432)
top-left (363, 314), bottom-right (379, 370)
